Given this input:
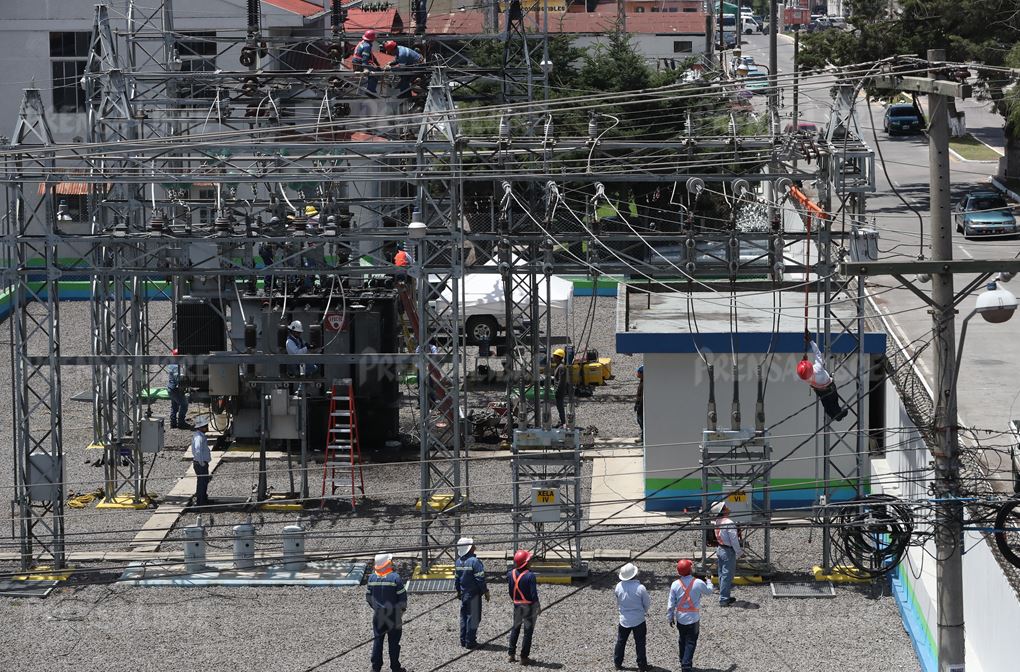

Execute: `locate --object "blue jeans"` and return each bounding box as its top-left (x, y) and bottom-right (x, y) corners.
top-left (717, 545), bottom-right (736, 603)
top-left (508, 603), bottom-right (539, 658)
top-left (459, 593), bottom-right (483, 646)
top-left (371, 612), bottom-right (402, 671)
top-left (168, 388), bottom-right (188, 427)
top-left (614, 621), bottom-right (647, 668)
top-left (676, 621), bottom-right (700, 671)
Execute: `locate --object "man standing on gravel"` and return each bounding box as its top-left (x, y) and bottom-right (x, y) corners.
top-left (551, 348), bottom-right (569, 427)
top-left (507, 549), bottom-right (540, 665)
top-left (455, 537), bottom-right (489, 649)
top-left (613, 562), bottom-right (651, 671)
top-left (668, 559), bottom-right (714, 672)
top-left (711, 501), bottom-right (742, 606)
top-left (191, 416), bottom-right (211, 507)
top-left (366, 553), bottom-right (410, 672)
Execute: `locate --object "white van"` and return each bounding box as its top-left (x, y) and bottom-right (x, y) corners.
top-left (741, 16), bottom-right (759, 34)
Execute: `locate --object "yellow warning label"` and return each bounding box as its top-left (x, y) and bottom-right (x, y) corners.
top-left (535, 489), bottom-right (556, 504)
top-left (728, 491), bottom-right (748, 504)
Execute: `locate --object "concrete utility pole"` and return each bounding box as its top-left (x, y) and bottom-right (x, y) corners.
top-left (768, 0), bottom-right (779, 131)
top-left (792, 26), bottom-right (800, 170)
top-left (927, 47), bottom-right (966, 672)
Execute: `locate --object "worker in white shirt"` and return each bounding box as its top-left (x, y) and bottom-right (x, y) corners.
top-left (613, 562), bottom-right (652, 671)
top-left (667, 559), bottom-right (714, 672)
top-left (191, 416), bottom-right (212, 507)
top-left (796, 339), bottom-right (848, 421)
top-left (711, 500), bottom-right (741, 606)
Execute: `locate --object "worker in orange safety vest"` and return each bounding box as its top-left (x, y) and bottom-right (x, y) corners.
top-left (667, 559), bottom-right (714, 672)
top-left (507, 549), bottom-right (540, 665)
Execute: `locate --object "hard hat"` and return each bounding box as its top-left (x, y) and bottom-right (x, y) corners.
top-left (288, 320), bottom-right (304, 333)
top-left (457, 537), bottom-right (474, 558)
top-left (618, 562), bottom-right (639, 581)
top-left (383, 40), bottom-right (398, 54)
top-left (676, 559), bottom-right (693, 576)
top-left (552, 348), bottom-right (565, 359)
top-left (374, 553), bottom-right (393, 571)
top-left (637, 365), bottom-right (643, 374)
top-left (363, 29), bottom-right (377, 42)
top-left (710, 501), bottom-right (728, 516)
top-left (305, 205), bottom-right (318, 216)
top-left (796, 359), bottom-right (813, 381)
top-left (513, 549), bottom-right (532, 569)
top-left (171, 348), bottom-right (178, 356)
top-left (192, 415), bottom-right (210, 429)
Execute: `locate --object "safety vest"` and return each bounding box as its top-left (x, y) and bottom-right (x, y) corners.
top-left (674, 577), bottom-right (697, 614)
top-left (715, 517), bottom-right (740, 546)
top-left (511, 568), bottom-right (532, 605)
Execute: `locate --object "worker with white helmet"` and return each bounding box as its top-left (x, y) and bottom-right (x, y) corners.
top-left (614, 562), bottom-right (652, 671)
top-left (454, 537), bottom-right (489, 649)
top-left (352, 29), bottom-right (380, 95)
top-left (191, 415), bottom-right (212, 508)
top-left (711, 501), bottom-right (742, 606)
top-left (285, 320), bottom-right (308, 378)
top-left (551, 348), bottom-right (570, 427)
top-left (366, 553), bottom-right (409, 672)
top-left (667, 558), bottom-right (714, 672)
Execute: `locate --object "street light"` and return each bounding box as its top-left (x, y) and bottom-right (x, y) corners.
top-left (407, 210), bottom-right (427, 239)
top-left (951, 281), bottom-right (1017, 395)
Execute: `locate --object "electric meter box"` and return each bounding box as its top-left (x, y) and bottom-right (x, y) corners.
top-left (140, 417), bottom-right (164, 454)
top-left (530, 484), bottom-right (561, 523)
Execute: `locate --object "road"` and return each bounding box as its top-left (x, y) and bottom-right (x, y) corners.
top-left (741, 32), bottom-right (1020, 485)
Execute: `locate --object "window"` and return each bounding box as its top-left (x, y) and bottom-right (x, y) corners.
top-left (634, 5), bottom-right (645, 11)
top-left (673, 41), bottom-right (693, 53)
top-left (668, 7), bottom-right (678, 11)
top-left (50, 32), bottom-right (91, 113)
top-left (683, 6), bottom-right (697, 10)
top-left (177, 32), bottom-right (218, 100)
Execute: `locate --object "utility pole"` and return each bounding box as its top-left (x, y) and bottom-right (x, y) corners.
top-left (718, 0), bottom-right (725, 70)
top-left (927, 47), bottom-right (966, 672)
top-left (768, 0), bottom-right (778, 126)
top-left (792, 26), bottom-right (800, 171)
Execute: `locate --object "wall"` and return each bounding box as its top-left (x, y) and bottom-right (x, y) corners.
top-left (642, 350), bottom-right (870, 510)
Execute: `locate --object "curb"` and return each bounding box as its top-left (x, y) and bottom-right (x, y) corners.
top-left (989, 176), bottom-right (1020, 203)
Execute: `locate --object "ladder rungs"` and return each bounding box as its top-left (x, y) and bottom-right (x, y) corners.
top-left (331, 410), bottom-right (352, 416)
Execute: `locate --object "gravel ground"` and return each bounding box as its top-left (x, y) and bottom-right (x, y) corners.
top-left (0, 297), bottom-right (919, 671)
top-left (0, 559), bottom-right (916, 672)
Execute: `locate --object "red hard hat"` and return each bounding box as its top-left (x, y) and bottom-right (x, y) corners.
top-left (171, 348), bottom-right (178, 356)
top-left (363, 29), bottom-right (376, 42)
top-left (383, 40), bottom-right (398, 54)
top-left (796, 359), bottom-right (813, 381)
top-left (676, 559), bottom-right (693, 576)
top-left (513, 549), bottom-right (532, 569)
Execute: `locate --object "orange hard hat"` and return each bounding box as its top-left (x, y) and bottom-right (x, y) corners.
top-left (383, 40), bottom-right (398, 54)
top-left (796, 359), bottom-right (813, 381)
top-left (363, 29), bottom-right (376, 41)
top-left (676, 559), bottom-right (693, 576)
top-left (513, 549), bottom-right (533, 569)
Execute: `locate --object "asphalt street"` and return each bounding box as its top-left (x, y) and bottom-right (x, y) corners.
top-left (741, 32), bottom-right (1020, 486)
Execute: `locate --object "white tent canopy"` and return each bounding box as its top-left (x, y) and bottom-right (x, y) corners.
top-left (459, 272), bottom-right (574, 322)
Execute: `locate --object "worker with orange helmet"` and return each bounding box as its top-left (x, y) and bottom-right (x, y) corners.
top-left (796, 339), bottom-right (848, 421)
top-left (507, 549), bottom-right (540, 665)
top-left (382, 41), bottom-right (424, 96)
top-left (667, 559), bottom-right (714, 672)
top-left (352, 29), bottom-right (380, 95)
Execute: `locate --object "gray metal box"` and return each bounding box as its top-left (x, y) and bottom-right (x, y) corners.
top-left (27, 453), bottom-right (61, 502)
top-left (209, 360), bottom-right (240, 396)
top-left (139, 418), bottom-right (164, 454)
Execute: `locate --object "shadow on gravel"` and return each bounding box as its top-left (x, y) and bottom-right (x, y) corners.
top-left (730, 600), bottom-right (760, 610)
top-left (517, 659), bottom-right (564, 669)
top-left (696, 665), bottom-right (738, 672)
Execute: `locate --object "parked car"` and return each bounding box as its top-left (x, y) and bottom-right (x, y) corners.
top-left (883, 103), bottom-right (924, 135)
top-left (784, 121), bottom-right (819, 136)
top-left (954, 190), bottom-right (1018, 239)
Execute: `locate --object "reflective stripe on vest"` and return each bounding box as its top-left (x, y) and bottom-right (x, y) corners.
top-left (511, 569), bottom-right (532, 605)
top-left (675, 577), bottom-right (697, 613)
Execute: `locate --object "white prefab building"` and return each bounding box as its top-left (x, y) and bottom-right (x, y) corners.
top-left (617, 288), bottom-right (887, 512)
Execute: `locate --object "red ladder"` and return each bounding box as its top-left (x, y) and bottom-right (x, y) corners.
top-left (321, 379), bottom-right (365, 508)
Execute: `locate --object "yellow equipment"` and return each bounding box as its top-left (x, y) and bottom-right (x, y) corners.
top-left (569, 357), bottom-right (613, 387)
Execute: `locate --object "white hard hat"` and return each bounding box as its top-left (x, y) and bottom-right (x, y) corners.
top-left (618, 562), bottom-right (639, 581)
top-left (374, 553), bottom-right (393, 570)
top-left (192, 415), bottom-right (210, 429)
top-left (288, 320), bottom-right (303, 333)
top-left (710, 501), bottom-right (728, 516)
top-left (457, 537), bottom-right (474, 557)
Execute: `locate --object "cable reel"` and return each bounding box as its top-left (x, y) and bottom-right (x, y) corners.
top-left (827, 494), bottom-right (913, 578)
top-left (993, 497), bottom-right (1020, 570)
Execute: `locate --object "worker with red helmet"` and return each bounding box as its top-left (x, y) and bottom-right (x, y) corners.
top-left (796, 339), bottom-right (848, 421)
top-left (667, 559), bottom-right (714, 672)
top-left (352, 29), bottom-right (380, 95)
top-left (507, 549), bottom-right (540, 665)
top-left (382, 41), bottom-right (424, 96)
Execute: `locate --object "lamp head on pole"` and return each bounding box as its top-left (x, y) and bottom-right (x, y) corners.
top-left (976, 282), bottom-right (1017, 324)
top-left (408, 210), bottom-right (426, 239)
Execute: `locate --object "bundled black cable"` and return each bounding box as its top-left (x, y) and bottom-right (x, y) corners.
top-left (828, 494), bottom-right (914, 579)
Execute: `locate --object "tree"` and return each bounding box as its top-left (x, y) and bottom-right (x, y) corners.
top-left (799, 0), bottom-right (1020, 174)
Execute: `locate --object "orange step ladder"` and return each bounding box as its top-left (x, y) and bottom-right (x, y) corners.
top-left (321, 379), bottom-right (365, 508)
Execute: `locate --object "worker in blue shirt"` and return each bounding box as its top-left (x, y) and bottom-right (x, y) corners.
top-left (507, 549), bottom-right (540, 665)
top-left (455, 537), bottom-right (490, 649)
top-left (167, 348), bottom-right (189, 429)
top-left (366, 553), bottom-right (409, 672)
top-left (352, 30), bottom-right (380, 95)
top-left (382, 41), bottom-right (424, 96)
